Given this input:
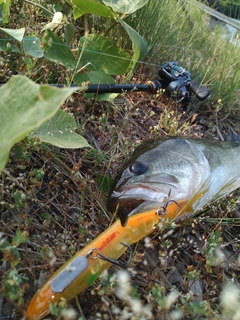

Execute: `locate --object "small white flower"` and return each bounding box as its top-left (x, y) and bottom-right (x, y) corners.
top-left (144, 236), bottom-right (153, 248)
top-left (165, 290), bottom-right (179, 309)
top-left (131, 298), bottom-right (142, 314)
top-left (115, 270), bottom-right (131, 298)
top-left (42, 12), bottom-right (63, 31)
top-left (214, 248), bottom-right (226, 266)
top-left (170, 309), bottom-right (184, 320)
top-left (60, 308), bottom-right (77, 320)
top-left (221, 282), bottom-right (239, 312)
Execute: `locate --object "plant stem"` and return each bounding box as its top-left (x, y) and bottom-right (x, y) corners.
top-left (84, 14), bottom-right (89, 36)
top-left (48, 151), bottom-right (108, 214)
top-left (23, 0), bottom-right (54, 16)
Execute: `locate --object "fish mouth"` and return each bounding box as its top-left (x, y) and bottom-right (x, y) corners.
top-left (107, 184), bottom-right (176, 216)
top-left (107, 196), bottom-right (145, 217)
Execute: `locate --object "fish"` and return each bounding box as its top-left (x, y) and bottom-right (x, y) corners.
top-left (107, 133), bottom-right (240, 226)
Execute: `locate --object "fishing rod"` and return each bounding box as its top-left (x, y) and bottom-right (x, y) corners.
top-left (1, 62), bottom-right (211, 107)
top-left (53, 62), bottom-right (211, 107)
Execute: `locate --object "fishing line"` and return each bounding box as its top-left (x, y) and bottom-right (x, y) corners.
top-left (0, 59), bottom-right (211, 105)
top-left (0, 37), bottom-right (161, 68)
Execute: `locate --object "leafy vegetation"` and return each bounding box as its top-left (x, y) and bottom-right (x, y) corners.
top-left (0, 0), bottom-right (239, 319)
top-left (0, 76), bottom-right (86, 172)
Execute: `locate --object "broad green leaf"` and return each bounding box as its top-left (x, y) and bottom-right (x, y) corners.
top-left (74, 70), bottom-right (115, 85)
top-left (0, 76), bottom-right (78, 173)
top-left (95, 93), bottom-right (119, 102)
top-left (74, 70), bottom-right (118, 102)
top-left (44, 30), bottom-right (76, 69)
top-left (102, 0), bottom-right (149, 14)
top-left (0, 39), bottom-right (20, 52)
top-left (12, 230), bottom-right (29, 245)
top-left (0, 27), bottom-right (25, 42)
top-left (118, 18), bottom-right (151, 76)
top-left (65, 23), bottom-right (76, 45)
top-left (79, 34), bottom-right (131, 75)
top-left (23, 36), bottom-right (44, 58)
top-left (72, 0), bottom-right (115, 19)
top-left (34, 110), bottom-right (91, 149)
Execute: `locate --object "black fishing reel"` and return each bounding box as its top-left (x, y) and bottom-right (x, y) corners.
top-left (0, 61), bottom-right (210, 108)
top-left (158, 61), bottom-right (211, 106)
top-left (79, 61), bottom-right (211, 108)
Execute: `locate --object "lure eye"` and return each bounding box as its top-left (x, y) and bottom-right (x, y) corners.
top-left (130, 161), bottom-right (147, 175)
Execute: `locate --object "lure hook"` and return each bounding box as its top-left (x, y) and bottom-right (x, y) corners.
top-left (87, 242), bottom-right (132, 268)
top-left (156, 189), bottom-right (179, 217)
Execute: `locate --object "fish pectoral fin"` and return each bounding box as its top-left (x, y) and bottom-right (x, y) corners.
top-left (178, 189), bottom-right (209, 216)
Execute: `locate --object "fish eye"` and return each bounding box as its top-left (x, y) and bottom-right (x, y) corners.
top-left (129, 161), bottom-right (147, 175)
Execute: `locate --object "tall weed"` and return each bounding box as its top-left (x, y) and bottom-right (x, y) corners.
top-left (126, 0), bottom-right (240, 108)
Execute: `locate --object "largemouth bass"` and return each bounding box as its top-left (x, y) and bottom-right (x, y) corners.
top-left (107, 134), bottom-right (240, 226)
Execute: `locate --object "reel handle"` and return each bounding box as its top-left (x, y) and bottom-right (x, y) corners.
top-left (189, 81), bottom-right (211, 101)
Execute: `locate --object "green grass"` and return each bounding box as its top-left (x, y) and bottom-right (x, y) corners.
top-left (125, 0), bottom-right (240, 109)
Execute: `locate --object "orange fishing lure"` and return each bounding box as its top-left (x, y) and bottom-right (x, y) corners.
top-left (27, 198), bottom-right (190, 319)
